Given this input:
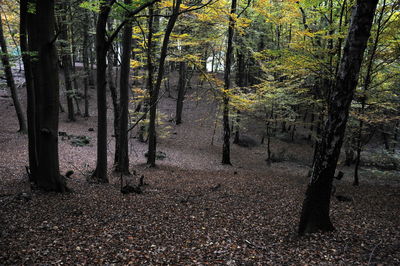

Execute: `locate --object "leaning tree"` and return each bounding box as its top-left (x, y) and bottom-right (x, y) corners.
top-left (298, 0), bottom-right (379, 235)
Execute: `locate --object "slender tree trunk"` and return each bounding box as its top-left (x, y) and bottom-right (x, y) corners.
top-left (147, 0), bottom-right (182, 166)
top-left (89, 12), bottom-right (97, 86)
top-left (266, 106), bottom-right (273, 163)
top-left (353, 0), bottom-right (386, 186)
top-left (20, 0), bottom-right (38, 181)
top-left (27, 0), bottom-right (67, 192)
top-left (298, 0), bottom-right (378, 235)
top-left (382, 128), bottom-right (390, 150)
top-left (117, 0), bottom-right (132, 174)
top-left (0, 18), bottom-right (27, 133)
top-left (141, 6), bottom-right (154, 145)
top-left (92, 1), bottom-right (113, 183)
top-left (344, 137), bottom-right (355, 166)
top-left (353, 119), bottom-right (363, 186)
top-left (83, 12), bottom-right (90, 117)
top-left (234, 50), bottom-right (245, 144)
top-left (107, 41), bottom-right (121, 168)
top-left (222, 0), bottom-right (237, 165)
top-left (233, 110), bottom-right (241, 144)
top-left (59, 3), bottom-right (75, 122)
top-left (69, 4), bottom-right (81, 116)
top-left (176, 61), bottom-right (186, 125)
top-left (2, 13), bottom-right (22, 72)
top-left (291, 120), bottom-right (296, 142)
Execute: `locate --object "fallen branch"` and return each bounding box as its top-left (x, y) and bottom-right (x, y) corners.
top-left (368, 241), bottom-right (382, 265)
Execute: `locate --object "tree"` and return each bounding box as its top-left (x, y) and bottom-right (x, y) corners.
top-left (117, 0), bottom-right (133, 174)
top-left (92, 0), bottom-right (114, 183)
top-left (26, 0), bottom-right (68, 192)
top-left (221, 0), bottom-right (237, 165)
top-left (0, 15), bottom-right (27, 132)
top-left (298, 0), bottom-right (379, 235)
top-left (82, 10), bottom-right (91, 118)
top-left (147, 0), bottom-right (182, 166)
top-left (175, 60), bottom-right (186, 125)
top-left (91, 0), bottom-right (159, 182)
top-left (20, 0), bottom-right (37, 181)
top-left (58, 1), bottom-right (75, 122)
top-left (106, 25), bottom-right (121, 169)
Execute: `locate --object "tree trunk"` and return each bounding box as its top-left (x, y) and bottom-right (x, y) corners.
top-left (93, 1), bottom-right (113, 183)
top-left (108, 45), bottom-right (121, 168)
top-left (69, 4), bottom-right (81, 117)
top-left (354, 0), bottom-right (386, 186)
top-left (20, 0), bottom-right (38, 181)
top-left (59, 3), bottom-right (75, 122)
top-left (27, 0), bottom-right (67, 192)
top-left (298, 0), bottom-right (378, 235)
top-left (0, 18), bottom-right (27, 133)
top-left (353, 120), bottom-right (363, 186)
top-left (176, 61), bottom-right (186, 125)
top-left (233, 50), bottom-right (246, 144)
top-left (143, 5), bottom-right (155, 151)
top-left (222, 0), bottom-right (237, 165)
top-left (83, 12), bottom-right (90, 117)
top-left (117, 0), bottom-right (132, 174)
top-left (147, 0), bottom-right (182, 166)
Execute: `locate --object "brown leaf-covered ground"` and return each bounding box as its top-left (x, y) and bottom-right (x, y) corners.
top-left (1, 76), bottom-right (399, 265)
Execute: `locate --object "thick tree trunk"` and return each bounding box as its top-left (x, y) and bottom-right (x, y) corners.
top-left (222, 0), bottom-right (237, 165)
top-left (27, 0), bottom-right (67, 192)
top-left (0, 18), bottom-right (27, 133)
top-left (147, 0), bottom-right (182, 166)
top-left (117, 0), bottom-right (132, 174)
top-left (176, 61), bottom-right (186, 125)
top-left (298, 0), bottom-right (378, 235)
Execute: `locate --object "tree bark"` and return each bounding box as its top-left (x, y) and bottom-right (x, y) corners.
top-left (298, 0), bottom-right (378, 235)
top-left (147, 0), bottom-right (182, 166)
top-left (107, 44), bottom-right (121, 168)
top-left (20, 0), bottom-right (38, 181)
top-left (353, 0), bottom-right (386, 186)
top-left (27, 0), bottom-right (67, 192)
top-left (222, 0), bottom-right (237, 165)
top-left (59, 2), bottom-right (75, 122)
top-left (82, 11), bottom-right (90, 117)
top-left (92, 0), bottom-right (113, 183)
top-left (117, 0), bottom-right (133, 174)
top-left (233, 50), bottom-right (246, 144)
top-left (0, 18), bottom-right (27, 133)
top-left (176, 61), bottom-right (186, 125)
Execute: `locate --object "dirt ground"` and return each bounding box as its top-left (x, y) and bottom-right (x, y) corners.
top-left (0, 72), bottom-right (399, 264)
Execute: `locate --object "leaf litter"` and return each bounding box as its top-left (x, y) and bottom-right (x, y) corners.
top-left (0, 83), bottom-right (399, 265)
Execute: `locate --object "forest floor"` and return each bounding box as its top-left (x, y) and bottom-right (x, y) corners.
top-left (0, 71), bottom-right (400, 265)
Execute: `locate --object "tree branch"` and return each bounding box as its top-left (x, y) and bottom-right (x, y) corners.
top-left (107, 0), bottom-right (160, 47)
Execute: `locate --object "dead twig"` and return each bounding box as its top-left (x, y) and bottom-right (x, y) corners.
top-left (368, 241), bottom-right (382, 265)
